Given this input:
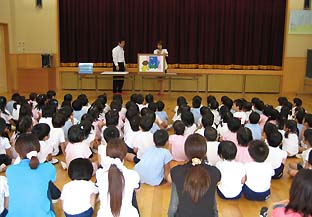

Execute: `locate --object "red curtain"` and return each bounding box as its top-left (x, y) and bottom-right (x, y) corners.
top-left (59, 0), bottom-right (286, 69)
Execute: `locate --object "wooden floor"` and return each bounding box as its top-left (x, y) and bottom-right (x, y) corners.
top-left (1, 90), bottom-right (311, 217)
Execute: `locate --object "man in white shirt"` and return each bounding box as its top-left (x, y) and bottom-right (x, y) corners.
top-left (112, 39), bottom-right (126, 94)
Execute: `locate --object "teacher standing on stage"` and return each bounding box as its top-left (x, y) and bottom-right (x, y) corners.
top-left (112, 39), bottom-right (126, 94)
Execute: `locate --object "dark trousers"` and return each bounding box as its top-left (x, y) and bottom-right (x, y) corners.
top-left (0, 154), bottom-right (12, 166)
top-left (272, 163), bottom-right (284, 179)
top-left (113, 62), bottom-right (125, 93)
top-left (65, 207), bottom-right (93, 217)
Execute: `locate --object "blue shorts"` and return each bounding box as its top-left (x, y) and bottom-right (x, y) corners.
top-left (243, 185), bottom-right (270, 201)
top-left (65, 207), bottom-right (93, 217)
top-left (272, 163), bottom-right (284, 179)
top-left (0, 208), bottom-right (8, 217)
top-left (217, 187), bottom-right (242, 200)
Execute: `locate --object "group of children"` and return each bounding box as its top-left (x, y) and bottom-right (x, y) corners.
top-left (0, 91), bottom-right (311, 216)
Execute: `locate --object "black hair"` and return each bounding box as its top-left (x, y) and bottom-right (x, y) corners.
top-left (221, 96), bottom-right (233, 110)
top-left (103, 126), bottom-right (120, 143)
top-left (253, 99), bottom-right (264, 111)
top-left (72, 99), bottom-right (83, 111)
top-left (295, 110), bottom-right (306, 124)
top-left (118, 38), bottom-right (126, 43)
top-left (293, 97), bottom-right (302, 107)
top-left (204, 126), bottom-right (218, 141)
top-left (263, 122), bottom-right (278, 138)
top-left (309, 151), bottom-right (312, 165)
top-left (177, 96), bottom-right (187, 107)
top-left (200, 106), bottom-right (210, 116)
top-left (209, 100), bottom-right (219, 110)
top-left (59, 106), bottom-right (73, 119)
top-left (29, 92), bottom-right (37, 101)
top-left (227, 117), bottom-right (241, 133)
top-left (17, 115), bottom-right (32, 134)
top-left (242, 101), bottom-right (252, 112)
top-left (110, 100), bottom-right (122, 112)
top-left (192, 96), bottom-right (202, 109)
top-left (126, 108), bottom-right (139, 121)
top-left (135, 94), bottom-right (144, 104)
top-left (140, 107), bottom-right (149, 117)
top-left (156, 101), bottom-right (165, 111)
top-left (52, 112), bottom-right (66, 128)
top-left (153, 129), bottom-right (169, 147)
top-left (304, 114), bottom-right (312, 128)
top-left (129, 115), bottom-right (141, 132)
top-left (126, 101), bottom-right (139, 112)
top-left (177, 104), bottom-right (190, 116)
top-left (237, 127), bottom-right (252, 147)
top-left (284, 120), bottom-right (298, 139)
top-left (41, 104), bottom-right (57, 118)
top-left (68, 125), bottom-right (85, 143)
top-left (46, 90), bottom-right (56, 99)
top-left (0, 118), bottom-right (7, 135)
top-left (105, 110), bottom-right (119, 127)
top-left (19, 103), bottom-right (33, 118)
top-left (31, 123), bottom-right (50, 140)
top-left (249, 112), bottom-right (260, 124)
top-left (202, 113), bottom-right (214, 128)
top-left (130, 93), bottom-right (137, 102)
top-left (173, 120), bottom-right (185, 135)
top-left (77, 94), bottom-right (89, 107)
top-left (147, 102), bottom-right (157, 112)
top-left (140, 115), bottom-right (154, 131)
top-left (11, 93), bottom-right (20, 101)
top-left (277, 97), bottom-right (288, 106)
top-left (218, 141), bottom-right (237, 160)
top-left (234, 99), bottom-right (244, 110)
top-left (267, 131), bottom-right (283, 148)
top-left (79, 120), bottom-right (93, 138)
top-left (248, 140), bottom-right (269, 162)
top-left (304, 129), bottom-right (312, 146)
top-left (63, 93), bottom-right (73, 102)
top-left (0, 96), bottom-right (8, 115)
top-left (112, 94), bottom-right (123, 105)
top-left (68, 158), bottom-right (93, 181)
top-left (35, 94), bottom-right (47, 110)
top-left (181, 111), bottom-right (195, 127)
top-left (145, 94), bottom-right (154, 104)
top-left (97, 94), bottom-right (107, 105)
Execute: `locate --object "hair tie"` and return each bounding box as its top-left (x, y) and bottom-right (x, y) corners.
top-left (191, 158), bottom-right (202, 166)
top-left (26, 151), bottom-right (38, 159)
top-left (80, 125), bottom-right (84, 130)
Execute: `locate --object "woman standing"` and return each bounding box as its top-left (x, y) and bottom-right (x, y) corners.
top-left (154, 40), bottom-right (168, 96)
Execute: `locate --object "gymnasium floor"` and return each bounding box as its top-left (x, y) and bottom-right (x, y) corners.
top-left (0, 91), bottom-right (310, 217)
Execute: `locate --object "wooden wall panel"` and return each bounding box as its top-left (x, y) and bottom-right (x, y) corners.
top-left (207, 75), bottom-right (244, 92)
top-left (245, 75), bottom-right (280, 93)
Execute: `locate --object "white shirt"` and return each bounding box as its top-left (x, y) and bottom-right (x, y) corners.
top-left (216, 160), bottom-right (245, 198)
top-left (0, 176), bottom-right (9, 213)
top-left (234, 111), bottom-right (247, 125)
top-left (96, 166), bottom-right (140, 217)
top-left (112, 45), bottom-right (125, 66)
top-left (153, 48), bottom-right (168, 69)
top-left (38, 140), bottom-right (53, 163)
top-left (244, 162), bottom-right (274, 192)
top-left (132, 131), bottom-right (155, 159)
top-left (39, 117), bottom-right (53, 130)
top-left (266, 146), bottom-right (287, 169)
top-left (0, 137), bottom-right (11, 155)
top-left (12, 104), bottom-right (20, 121)
top-left (61, 180), bottom-right (98, 215)
top-left (211, 109), bottom-right (221, 126)
top-left (125, 130), bottom-right (141, 149)
top-left (184, 124), bottom-right (197, 136)
top-left (217, 123), bottom-right (229, 138)
top-left (0, 110), bottom-right (13, 124)
top-left (47, 127), bottom-right (65, 156)
top-left (303, 148), bottom-right (312, 163)
top-left (206, 141), bottom-right (221, 166)
top-left (282, 133), bottom-right (299, 156)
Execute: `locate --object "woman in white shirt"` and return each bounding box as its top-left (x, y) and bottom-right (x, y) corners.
top-left (96, 138), bottom-right (140, 217)
top-left (153, 40), bottom-right (168, 95)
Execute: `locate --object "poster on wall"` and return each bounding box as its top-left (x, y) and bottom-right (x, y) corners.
top-left (289, 10), bottom-right (312, 34)
top-left (138, 54), bottom-right (165, 73)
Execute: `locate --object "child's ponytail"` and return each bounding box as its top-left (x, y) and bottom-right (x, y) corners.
top-left (108, 164), bottom-right (125, 217)
top-left (27, 151), bottom-right (39, 169)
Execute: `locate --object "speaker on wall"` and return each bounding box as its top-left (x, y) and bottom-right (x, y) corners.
top-left (42, 54), bottom-right (52, 68)
top-left (36, 0), bottom-right (42, 8)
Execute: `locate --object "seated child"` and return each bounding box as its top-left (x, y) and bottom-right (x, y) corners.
top-left (243, 140), bottom-right (274, 201)
top-left (0, 175), bottom-right (8, 216)
top-left (98, 126), bottom-right (120, 165)
top-left (235, 127), bottom-right (254, 163)
top-left (0, 118), bottom-right (13, 172)
top-left (135, 130), bottom-right (172, 186)
top-left (282, 120), bottom-right (299, 157)
top-left (222, 117), bottom-right (241, 145)
top-left (288, 129), bottom-right (312, 177)
top-left (61, 93), bottom-right (73, 108)
top-left (190, 95), bottom-right (202, 126)
top-left (245, 112), bottom-right (262, 140)
top-left (60, 106), bottom-right (77, 141)
top-left (216, 141), bottom-right (245, 200)
top-left (204, 127), bottom-right (220, 166)
top-left (61, 158), bottom-right (98, 217)
top-left (128, 115), bottom-right (155, 164)
top-left (47, 112), bottom-right (66, 156)
top-left (124, 115), bottom-right (141, 154)
top-left (181, 111), bottom-right (197, 136)
top-left (233, 99), bottom-right (247, 125)
top-left (217, 108), bottom-right (232, 138)
top-left (169, 120), bottom-right (188, 162)
top-left (155, 101), bottom-right (168, 125)
top-left (65, 125), bottom-right (93, 168)
top-left (135, 94), bottom-right (145, 111)
top-left (266, 132), bottom-right (287, 179)
top-left (172, 96), bottom-right (187, 122)
top-left (72, 99), bottom-right (86, 122)
top-left (31, 123), bottom-right (53, 163)
top-left (195, 112), bottom-right (214, 137)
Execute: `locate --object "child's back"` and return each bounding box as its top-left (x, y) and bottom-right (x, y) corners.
top-left (134, 130), bottom-right (172, 186)
top-left (169, 134), bottom-right (187, 162)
